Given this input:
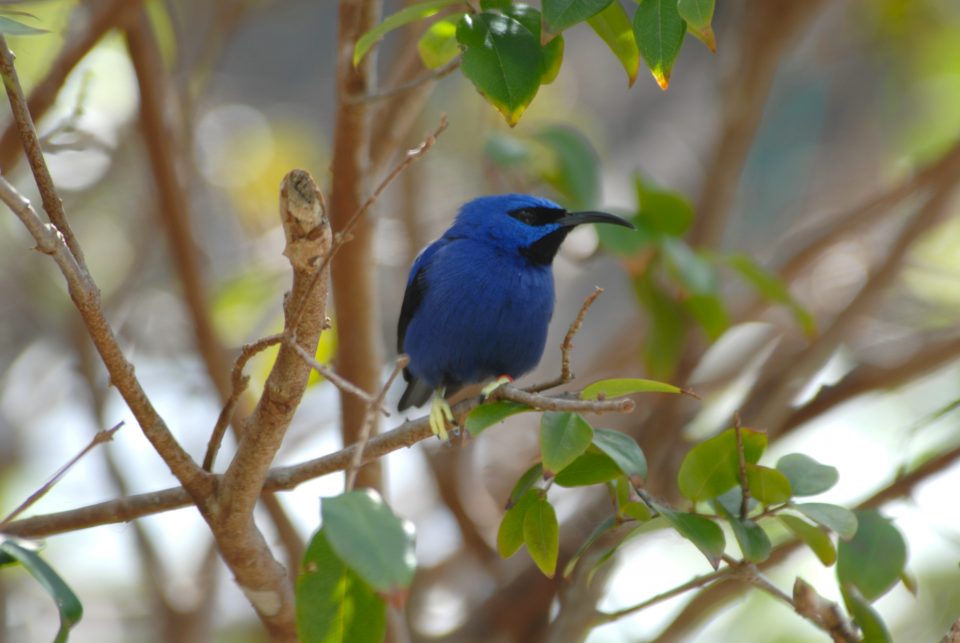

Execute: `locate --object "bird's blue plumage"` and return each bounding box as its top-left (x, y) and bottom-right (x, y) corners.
top-left (397, 194), bottom-right (633, 410)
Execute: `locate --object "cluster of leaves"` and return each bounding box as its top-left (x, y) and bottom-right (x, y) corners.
top-left (355, 0), bottom-right (717, 125)
top-left (295, 490), bottom-right (416, 641)
top-left (483, 125), bottom-right (814, 379)
top-left (0, 535), bottom-right (83, 642)
top-left (472, 384), bottom-right (909, 639)
top-left (0, 4), bottom-right (48, 36)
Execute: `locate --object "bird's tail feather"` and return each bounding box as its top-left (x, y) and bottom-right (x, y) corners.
top-left (398, 378), bottom-right (433, 411)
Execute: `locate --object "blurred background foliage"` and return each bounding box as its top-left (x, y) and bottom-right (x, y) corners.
top-left (2, 0), bottom-right (960, 641)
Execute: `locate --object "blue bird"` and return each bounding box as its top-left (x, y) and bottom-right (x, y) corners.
top-left (397, 194), bottom-right (634, 438)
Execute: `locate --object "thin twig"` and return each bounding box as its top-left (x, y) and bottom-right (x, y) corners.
top-left (346, 355), bottom-right (409, 491)
top-left (496, 384), bottom-right (634, 415)
top-left (287, 340), bottom-right (382, 409)
top-left (0, 35), bottom-right (85, 264)
top-left (290, 114), bottom-right (449, 332)
top-left (527, 287), bottom-right (605, 393)
top-left (349, 59), bottom-right (460, 104)
top-left (203, 334), bottom-right (284, 472)
top-left (733, 413), bottom-right (750, 521)
top-left (0, 422), bottom-right (124, 527)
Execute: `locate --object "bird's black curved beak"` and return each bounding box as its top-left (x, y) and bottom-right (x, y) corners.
top-left (557, 210), bottom-right (636, 229)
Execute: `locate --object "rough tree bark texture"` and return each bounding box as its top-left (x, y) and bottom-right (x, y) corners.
top-left (329, 0), bottom-right (383, 490)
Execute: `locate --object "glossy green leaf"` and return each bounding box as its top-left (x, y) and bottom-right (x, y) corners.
top-left (778, 514), bottom-right (836, 566)
top-left (554, 449), bottom-right (622, 486)
top-left (677, 427), bottom-right (767, 502)
top-left (634, 274), bottom-right (687, 378)
top-left (543, 0), bottom-right (613, 30)
top-left (581, 377), bottom-right (681, 400)
top-left (321, 490), bottom-right (416, 595)
top-left (677, 0), bottom-right (715, 51)
top-left (465, 400), bottom-right (531, 436)
top-left (563, 516), bottom-right (617, 578)
top-left (658, 506), bottom-right (725, 569)
top-left (591, 428), bottom-right (648, 478)
top-left (842, 585), bottom-right (893, 642)
top-left (354, 0), bottom-right (462, 65)
top-left (296, 530), bottom-right (386, 643)
top-left (541, 35), bottom-right (564, 84)
top-left (533, 125), bottom-right (600, 210)
top-left (837, 510), bottom-right (906, 602)
top-left (714, 486), bottom-right (758, 518)
top-left (714, 502), bottom-right (770, 563)
top-left (621, 500), bottom-right (653, 521)
top-left (507, 462), bottom-right (543, 508)
top-left (636, 178), bottom-right (695, 236)
top-left (0, 16), bottom-right (47, 36)
top-left (775, 453), bottom-right (839, 497)
top-left (633, 0), bottom-right (686, 89)
top-left (523, 496), bottom-right (560, 577)
top-left (587, 1), bottom-right (640, 85)
top-left (796, 503), bottom-right (858, 541)
top-left (501, 3), bottom-right (542, 38)
top-left (457, 12), bottom-right (543, 126)
top-left (726, 254), bottom-right (816, 336)
top-left (498, 489), bottom-right (538, 557)
top-left (540, 412), bottom-right (594, 475)
top-left (418, 13), bottom-right (464, 69)
top-left (746, 464), bottom-right (792, 506)
top-left (0, 539), bottom-right (82, 643)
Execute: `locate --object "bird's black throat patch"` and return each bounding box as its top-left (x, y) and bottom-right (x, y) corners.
top-left (520, 227), bottom-right (572, 265)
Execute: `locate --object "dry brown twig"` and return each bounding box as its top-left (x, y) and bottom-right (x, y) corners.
top-left (0, 422), bottom-right (124, 528)
top-left (527, 286), bottom-right (605, 393)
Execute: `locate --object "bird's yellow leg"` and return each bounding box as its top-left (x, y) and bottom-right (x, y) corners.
top-left (429, 390), bottom-right (452, 441)
top-left (480, 375), bottom-right (513, 400)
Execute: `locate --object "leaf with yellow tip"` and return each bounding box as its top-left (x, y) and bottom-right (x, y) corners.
top-left (633, 0), bottom-right (686, 90)
top-left (677, 0), bottom-right (716, 52)
top-left (587, 1), bottom-right (640, 86)
top-left (354, 0), bottom-right (463, 67)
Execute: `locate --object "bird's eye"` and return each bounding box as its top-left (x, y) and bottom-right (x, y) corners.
top-left (508, 206), bottom-right (565, 226)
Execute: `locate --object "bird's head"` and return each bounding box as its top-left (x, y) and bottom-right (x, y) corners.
top-left (448, 194), bottom-right (635, 264)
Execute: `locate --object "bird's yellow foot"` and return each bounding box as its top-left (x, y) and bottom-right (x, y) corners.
top-left (429, 394), bottom-right (455, 441)
top-left (480, 375), bottom-right (513, 401)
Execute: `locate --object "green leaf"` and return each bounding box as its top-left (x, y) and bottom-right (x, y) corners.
top-left (543, 0), bottom-right (613, 31)
top-left (596, 213), bottom-right (653, 256)
top-left (842, 585), bottom-right (893, 643)
top-left (457, 12), bottom-right (543, 126)
top-left (418, 13), bottom-right (464, 69)
top-left (684, 293), bottom-right (729, 341)
top-left (563, 516), bottom-right (617, 578)
top-left (714, 486), bottom-right (758, 518)
top-left (633, 274), bottom-right (687, 378)
top-left (745, 464), bottom-right (792, 506)
top-left (636, 177), bottom-right (695, 236)
top-left (465, 400), bottom-right (531, 436)
top-left (539, 412), bottom-right (594, 475)
top-left (775, 453), bottom-right (839, 497)
top-left (533, 125), bottom-right (600, 210)
top-left (726, 254), bottom-right (816, 337)
top-left (554, 449), bottom-right (623, 486)
top-left (523, 496), bottom-right (560, 577)
top-left (778, 514), bottom-right (836, 566)
top-left (0, 16), bottom-right (47, 36)
top-left (714, 502), bottom-right (771, 563)
top-left (354, 0), bottom-right (463, 65)
top-left (677, 427), bottom-right (767, 502)
top-left (621, 500), bottom-right (652, 521)
top-left (587, 1), bottom-right (640, 85)
top-left (796, 503), bottom-right (858, 541)
top-left (0, 538), bottom-right (82, 643)
top-left (581, 377), bottom-right (681, 400)
top-left (321, 490), bottom-right (416, 595)
top-left (591, 428), bottom-right (648, 479)
top-left (657, 506), bottom-right (725, 569)
top-left (296, 530), bottom-right (386, 643)
top-left (662, 237), bottom-right (716, 295)
top-left (633, 0), bottom-right (686, 89)
top-left (676, 0), bottom-right (715, 51)
top-left (541, 35), bottom-right (564, 84)
top-left (837, 510), bottom-right (907, 602)
top-left (507, 462), bottom-right (543, 508)
top-left (498, 489), bottom-right (539, 557)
